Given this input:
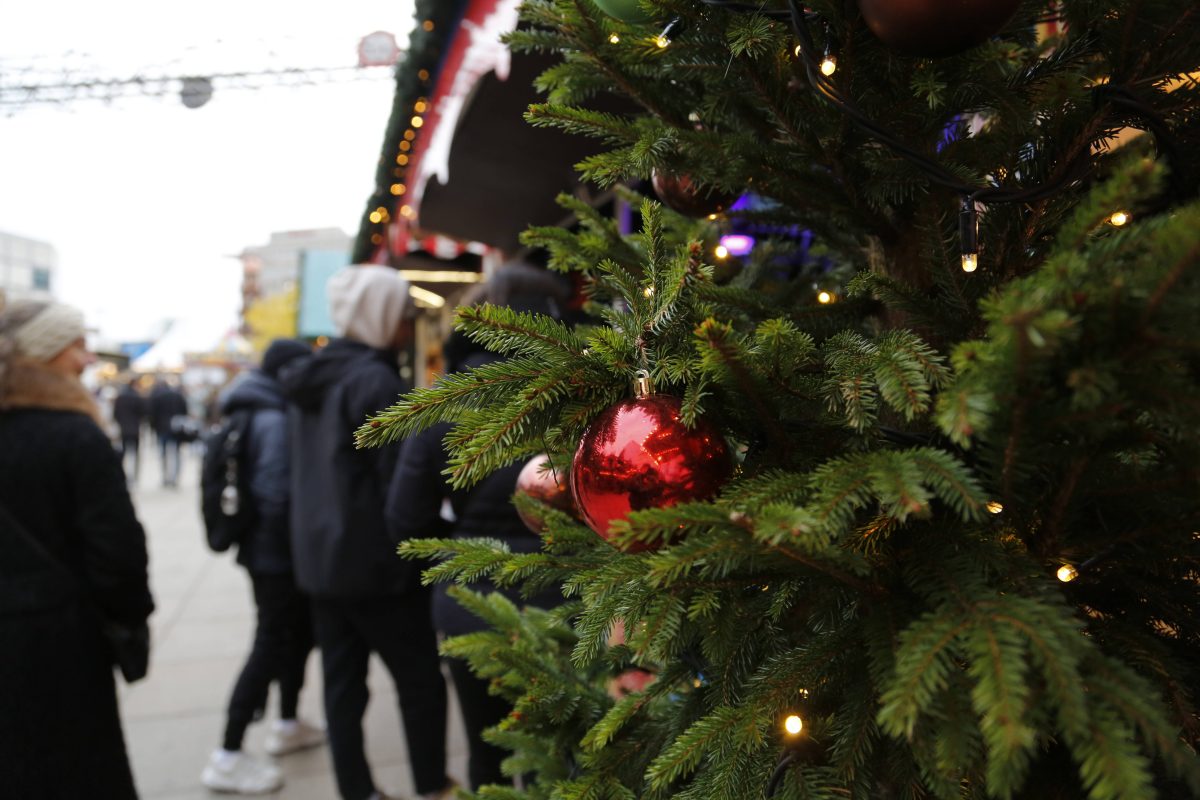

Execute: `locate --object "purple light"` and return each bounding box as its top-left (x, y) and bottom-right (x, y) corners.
top-left (719, 234), bottom-right (755, 257)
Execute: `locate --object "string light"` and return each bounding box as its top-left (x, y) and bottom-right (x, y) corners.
top-left (793, 44), bottom-right (803, 57)
top-left (714, 244), bottom-right (730, 259)
top-left (819, 54), bottom-right (837, 76)
top-left (413, 100), bottom-right (427, 113)
top-left (783, 714), bottom-right (803, 735)
top-left (1057, 564), bottom-right (1079, 583)
top-left (421, 19), bottom-right (434, 31)
top-left (390, 183), bottom-right (406, 196)
top-left (396, 154), bottom-right (408, 166)
top-left (369, 210), bottom-right (383, 224)
top-left (399, 141), bottom-right (411, 152)
top-left (960, 196), bottom-right (979, 272)
top-left (399, 205), bottom-right (414, 218)
top-left (609, 33), bottom-right (620, 44)
top-left (417, 69), bottom-right (430, 82)
top-left (817, 290), bottom-right (833, 304)
top-left (411, 115), bottom-right (424, 128)
top-left (656, 16), bottom-right (684, 48)
top-left (707, 213), bottom-right (719, 221)
top-left (1108, 210), bottom-right (1130, 226)
top-left (986, 501), bottom-right (1003, 514)
top-left (404, 130), bottom-right (416, 141)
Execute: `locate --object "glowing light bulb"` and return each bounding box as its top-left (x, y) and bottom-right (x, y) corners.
top-left (817, 291), bottom-right (833, 304)
top-left (1108, 211), bottom-right (1129, 226)
top-left (784, 715), bottom-right (803, 735)
top-left (390, 184), bottom-right (406, 196)
top-left (643, 286), bottom-right (655, 298)
top-left (369, 211), bottom-right (382, 224)
top-left (609, 33), bottom-right (620, 44)
top-left (411, 116), bottom-right (424, 128)
top-left (961, 253), bottom-right (978, 273)
top-left (414, 100), bottom-right (427, 113)
top-left (656, 34), bottom-right (670, 48)
top-left (1057, 564), bottom-right (1079, 583)
top-left (820, 56), bottom-right (837, 76)
top-left (707, 213), bottom-right (719, 221)
top-left (986, 501), bottom-right (1003, 514)
top-left (793, 44), bottom-right (802, 57)
top-left (714, 245), bottom-right (729, 259)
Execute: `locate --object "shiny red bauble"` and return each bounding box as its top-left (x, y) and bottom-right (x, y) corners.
top-left (651, 169), bottom-right (739, 218)
top-left (571, 394), bottom-right (732, 550)
top-left (857, 0), bottom-right (1021, 58)
top-left (514, 454), bottom-right (577, 534)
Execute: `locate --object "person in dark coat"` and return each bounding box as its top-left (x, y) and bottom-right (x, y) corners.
top-left (148, 376), bottom-right (188, 486)
top-left (0, 297), bottom-right (155, 799)
top-left (112, 376), bottom-right (147, 482)
top-left (384, 265), bottom-right (569, 790)
top-left (279, 265), bottom-right (452, 800)
top-left (201, 338), bottom-right (323, 795)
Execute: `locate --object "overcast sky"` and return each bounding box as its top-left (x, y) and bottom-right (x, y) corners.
top-left (0, 1), bottom-right (415, 343)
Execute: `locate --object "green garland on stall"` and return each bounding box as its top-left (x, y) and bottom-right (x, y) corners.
top-left (351, 0), bottom-right (467, 264)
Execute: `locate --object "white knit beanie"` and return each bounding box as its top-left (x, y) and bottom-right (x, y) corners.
top-left (0, 297), bottom-right (87, 363)
top-left (326, 265), bottom-right (414, 350)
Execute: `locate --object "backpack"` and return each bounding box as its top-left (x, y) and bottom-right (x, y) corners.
top-left (200, 409), bottom-right (258, 552)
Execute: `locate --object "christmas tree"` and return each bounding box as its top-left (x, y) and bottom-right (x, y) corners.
top-left (358, 1), bottom-right (1200, 797)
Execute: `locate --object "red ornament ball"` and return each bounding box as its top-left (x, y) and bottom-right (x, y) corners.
top-left (571, 394), bottom-right (732, 550)
top-left (857, 0), bottom-right (1021, 58)
top-left (515, 454), bottom-right (577, 534)
top-left (651, 169), bottom-right (739, 218)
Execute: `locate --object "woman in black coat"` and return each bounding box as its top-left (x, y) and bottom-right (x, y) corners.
top-left (385, 263), bottom-right (570, 790)
top-left (0, 298), bottom-right (155, 798)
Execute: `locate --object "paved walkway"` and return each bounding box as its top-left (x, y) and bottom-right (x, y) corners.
top-left (119, 444), bottom-right (468, 799)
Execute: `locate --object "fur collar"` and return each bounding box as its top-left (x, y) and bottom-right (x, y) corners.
top-left (0, 359), bottom-right (101, 424)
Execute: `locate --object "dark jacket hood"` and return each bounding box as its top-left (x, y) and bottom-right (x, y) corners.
top-left (219, 370), bottom-right (285, 414)
top-left (278, 338), bottom-right (391, 412)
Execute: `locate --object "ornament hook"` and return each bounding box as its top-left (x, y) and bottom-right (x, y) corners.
top-left (634, 369), bottom-right (653, 398)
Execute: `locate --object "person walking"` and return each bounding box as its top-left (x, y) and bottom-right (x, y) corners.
top-left (112, 376), bottom-right (146, 482)
top-left (200, 338), bottom-right (324, 794)
top-left (0, 297), bottom-right (155, 798)
top-left (279, 265), bottom-right (453, 800)
top-left (148, 376), bottom-right (188, 486)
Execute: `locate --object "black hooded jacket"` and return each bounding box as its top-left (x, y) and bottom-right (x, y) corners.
top-left (217, 370), bottom-right (293, 575)
top-left (278, 338), bottom-right (414, 597)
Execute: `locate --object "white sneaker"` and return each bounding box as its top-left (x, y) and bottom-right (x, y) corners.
top-left (200, 749), bottom-right (283, 794)
top-left (264, 718), bottom-right (326, 757)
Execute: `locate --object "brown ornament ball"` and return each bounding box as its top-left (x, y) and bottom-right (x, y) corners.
top-left (856, 0), bottom-right (1021, 58)
top-left (515, 454), bottom-right (577, 534)
top-left (651, 169), bottom-right (739, 218)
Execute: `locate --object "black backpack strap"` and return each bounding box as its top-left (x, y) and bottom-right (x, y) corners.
top-left (0, 502), bottom-right (79, 617)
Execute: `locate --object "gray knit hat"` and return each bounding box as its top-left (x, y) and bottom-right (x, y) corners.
top-left (0, 296), bottom-right (87, 363)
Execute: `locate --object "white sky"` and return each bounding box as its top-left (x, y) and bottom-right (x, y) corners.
top-left (0, 1), bottom-right (416, 343)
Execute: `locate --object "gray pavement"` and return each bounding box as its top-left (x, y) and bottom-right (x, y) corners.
top-left (118, 442), bottom-right (468, 799)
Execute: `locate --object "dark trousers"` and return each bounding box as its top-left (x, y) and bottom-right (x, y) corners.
top-left (446, 656), bottom-right (509, 790)
top-left (117, 433), bottom-right (140, 481)
top-left (157, 433), bottom-right (180, 486)
top-left (223, 572), bottom-right (313, 751)
top-left (312, 591), bottom-right (447, 800)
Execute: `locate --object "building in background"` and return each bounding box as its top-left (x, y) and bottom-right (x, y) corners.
top-left (236, 227), bottom-right (352, 345)
top-left (0, 229), bottom-right (57, 300)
